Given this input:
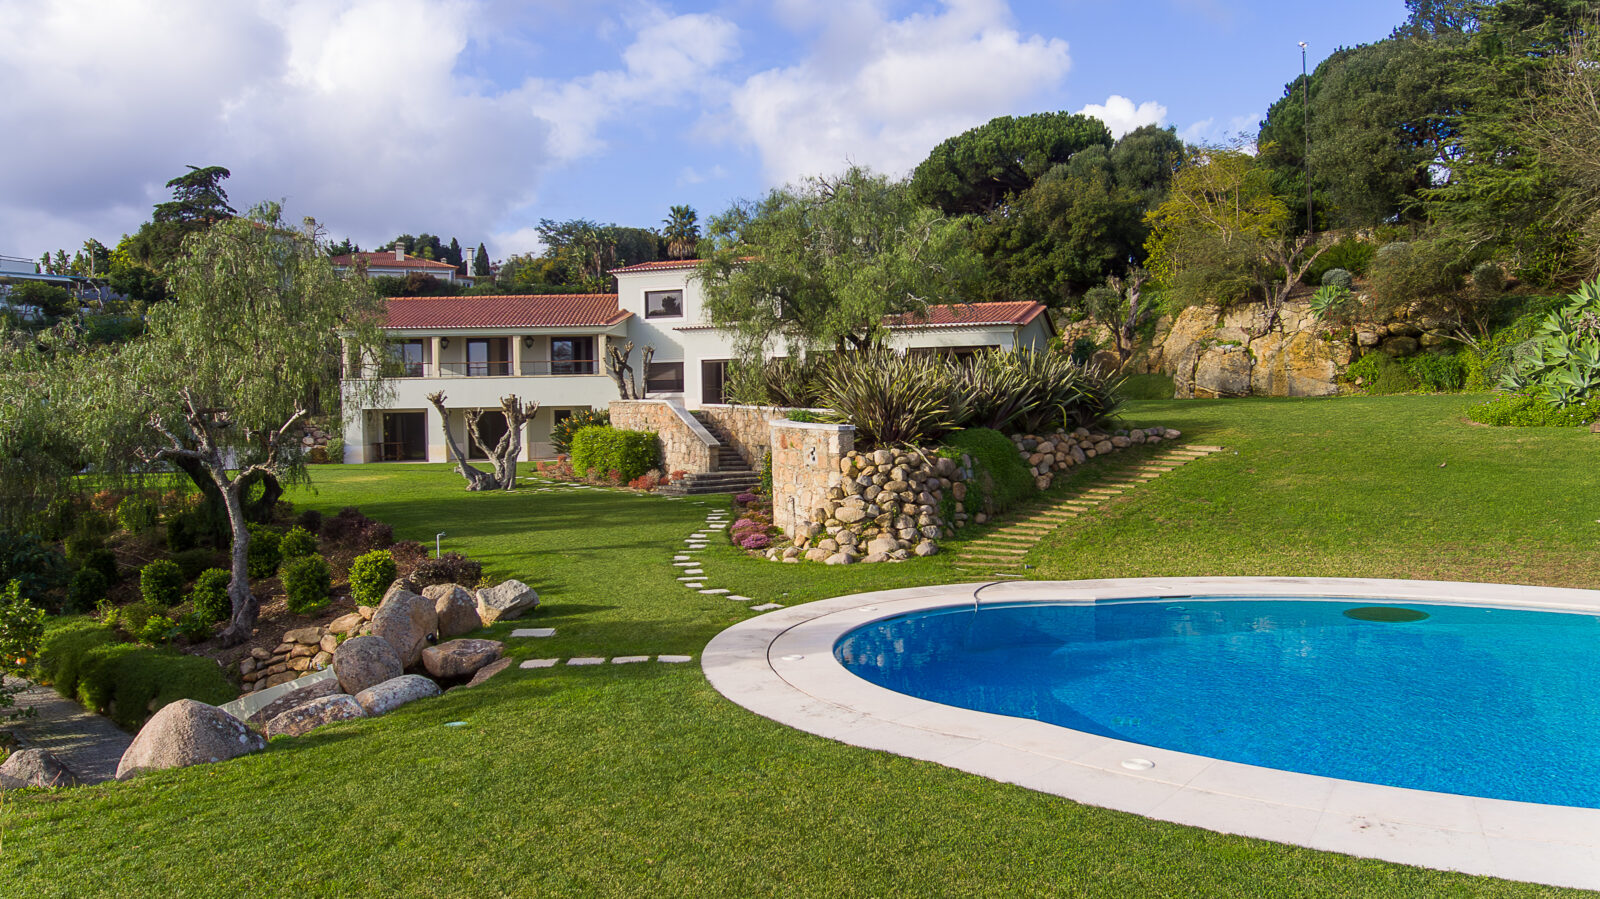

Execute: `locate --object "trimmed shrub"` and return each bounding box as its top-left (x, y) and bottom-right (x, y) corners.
top-left (551, 409), bottom-right (610, 455)
top-left (65, 567), bottom-right (108, 614)
top-left (349, 549), bottom-right (397, 607)
top-left (139, 559), bottom-right (185, 607)
top-left (173, 610), bottom-right (216, 643)
top-left (941, 428), bottom-right (1033, 517)
top-left (280, 525), bottom-right (318, 559)
top-left (79, 548), bottom-right (120, 585)
top-left (295, 508), bottom-right (324, 534)
top-left (1467, 393), bottom-right (1600, 427)
top-left (1320, 268), bottom-right (1355, 291)
top-left (54, 629), bottom-right (235, 730)
top-left (569, 426), bottom-right (660, 483)
top-left (115, 494), bottom-right (159, 533)
top-left (1406, 352), bottom-right (1466, 392)
top-left (246, 524), bottom-right (282, 578)
top-left (412, 551), bottom-right (484, 590)
top-left (189, 568), bottom-right (232, 623)
top-left (170, 547), bottom-right (223, 581)
top-left (138, 614), bottom-right (175, 646)
top-left (281, 554), bottom-right (332, 615)
top-left (320, 507), bottom-right (394, 550)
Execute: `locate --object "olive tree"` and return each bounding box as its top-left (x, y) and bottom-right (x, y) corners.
top-left (72, 206), bottom-right (389, 644)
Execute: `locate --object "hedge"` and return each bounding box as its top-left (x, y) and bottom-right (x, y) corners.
top-left (34, 617), bottom-right (234, 730)
top-left (941, 427), bottom-right (1034, 518)
top-left (569, 426), bottom-right (660, 482)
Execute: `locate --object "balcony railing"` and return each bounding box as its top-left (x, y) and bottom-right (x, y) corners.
top-left (439, 361), bottom-right (513, 377)
top-left (521, 359), bottom-right (598, 376)
top-left (387, 360), bottom-right (606, 378)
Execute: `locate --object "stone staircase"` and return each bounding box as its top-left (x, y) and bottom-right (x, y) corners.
top-left (952, 445), bottom-right (1225, 574)
top-left (658, 412), bottom-right (761, 496)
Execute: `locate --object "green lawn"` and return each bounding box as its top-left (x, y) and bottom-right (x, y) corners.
top-left (2, 394), bottom-right (1595, 897)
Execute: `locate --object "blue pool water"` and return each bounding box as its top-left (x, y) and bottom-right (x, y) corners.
top-left (834, 598), bottom-right (1600, 808)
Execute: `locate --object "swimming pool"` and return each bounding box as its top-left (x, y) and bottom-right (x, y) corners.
top-left (834, 597), bottom-right (1600, 808)
top-left (703, 578), bottom-right (1600, 889)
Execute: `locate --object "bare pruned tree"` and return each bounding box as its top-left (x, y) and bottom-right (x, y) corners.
top-left (605, 339), bottom-right (654, 399)
top-left (426, 392), bottom-right (537, 491)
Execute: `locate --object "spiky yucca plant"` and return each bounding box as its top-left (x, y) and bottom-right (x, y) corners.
top-left (817, 350), bottom-right (961, 447)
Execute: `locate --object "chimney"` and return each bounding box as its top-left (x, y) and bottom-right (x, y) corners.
top-left (394, 242), bottom-right (406, 263)
top-left (463, 245), bottom-right (474, 277)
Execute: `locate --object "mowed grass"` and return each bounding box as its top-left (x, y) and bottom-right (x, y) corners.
top-left (2, 395), bottom-right (1596, 897)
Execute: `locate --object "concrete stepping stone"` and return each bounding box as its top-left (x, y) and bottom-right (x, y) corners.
top-left (750, 603), bottom-right (784, 612)
top-left (700, 588), bottom-right (730, 595)
top-left (612, 656), bottom-right (649, 664)
top-left (683, 568), bottom-right (704, 575)
top-left (674, 555), bottom-right (692, 561)
top-left (568, 657), bottom-right (605, 666)
top-left (510, 627), bottom-right (556, 638)
top-left (674, 561), bottom-right (697, 567)
top-left (683, 582), bottom-right (706, 589)
top-left (727, 595), bottom-right (753, 602)
top-left (520, 659), bottom-right (559, 669)
top-left (658, 655), bottom-right (692, 663)
top-left (677, 576), bottom-right (701, 581)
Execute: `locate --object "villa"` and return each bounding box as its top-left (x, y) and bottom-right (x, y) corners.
top-left (331, 244), bottom-right (472, 286)
top-left (340, 259), bottom-right (1055, 463)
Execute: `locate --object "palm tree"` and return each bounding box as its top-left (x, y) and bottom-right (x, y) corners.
top-left (662, 205), bottom-right (700, 260)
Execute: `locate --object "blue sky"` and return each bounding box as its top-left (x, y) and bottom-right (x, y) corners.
top-left (0, 0), bottom-right (1406, 265)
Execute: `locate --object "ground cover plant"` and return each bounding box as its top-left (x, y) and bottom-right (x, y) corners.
top-left (2, 396), bottom-right (1597, 896)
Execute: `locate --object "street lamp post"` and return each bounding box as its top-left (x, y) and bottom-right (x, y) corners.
top-left (1299, 41), bottom-right (1313, 240)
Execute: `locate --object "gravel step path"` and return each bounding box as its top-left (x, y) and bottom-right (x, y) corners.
top-left (953, 445), bottom-right (1225, 573)
top-left (3, 676), bottom-right (133, 785)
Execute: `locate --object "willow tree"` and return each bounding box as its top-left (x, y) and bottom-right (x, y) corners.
top-left (72, 206), bottom-right (389, 644)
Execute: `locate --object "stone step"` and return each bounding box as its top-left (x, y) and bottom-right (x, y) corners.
top-left (1184, 445), bottom-right (1226, 452)
top-left (961, 545), bottom-right (1029, 555)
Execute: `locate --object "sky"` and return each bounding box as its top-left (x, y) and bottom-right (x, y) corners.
top-left (0, 0), bottom-right (1409, 265)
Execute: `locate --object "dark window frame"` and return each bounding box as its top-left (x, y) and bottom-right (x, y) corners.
top-left (645, 289), bottom-right (684, 319)
top-left (645, 360), bottom-right (685, 393)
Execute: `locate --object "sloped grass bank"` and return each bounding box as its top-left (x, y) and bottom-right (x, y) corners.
top-left (2, 396), bottom-right (1595, 897)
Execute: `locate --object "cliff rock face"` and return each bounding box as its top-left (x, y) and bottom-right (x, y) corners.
top-left (1150, 302), bottom-right (1351, 398)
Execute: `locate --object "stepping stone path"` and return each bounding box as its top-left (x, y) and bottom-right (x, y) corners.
top-left (953, 445), bottom-right (1226, 573)
top-left (510, 628), bottom-right (555, 638)
top-left (519, 655), bottom-right (691, 668)
top-left (659, 505), bottom-right (782, 615)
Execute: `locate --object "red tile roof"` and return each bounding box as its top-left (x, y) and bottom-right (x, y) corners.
top-left (885, 301), bottom-right (1048, 329)
top-left (609, 259), bottom-right (703, 274)
top-left (384, 295), bottom-right (630, 330)
top-left (333, 252), bottom-right (459, 272)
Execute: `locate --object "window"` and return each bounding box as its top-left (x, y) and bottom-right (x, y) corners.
top-left (466, 338), bottom-right (509, 376)
top-left (645, 361), bottom-right (684, 394)
top-left (389, 339), bottom-right (427, 377)
top-left (550, 336), bottom-right (595, 375)
top-left (645, 289), bottom-right (684, 319)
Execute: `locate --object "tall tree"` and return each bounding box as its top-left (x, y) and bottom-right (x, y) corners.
top-left (699, 165), bottom-right (981, 355)
top-left (152, 165), bottom-right (236, 224)
top-left (911, 112), bottom-right (1114, 216)
top-left (473, 242), bottom-right (491, 278)
top-left (66, 205), bottom-right (389, 644)
top-left (448, 237), bottom-right (464, 275)
top-left (662, 205), bottom-right (700, 259)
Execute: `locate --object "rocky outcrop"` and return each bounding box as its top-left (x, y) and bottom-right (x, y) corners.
top-left (0, 749), bottom-right (79, 788)
top-left (421, 639), bottom-right (504, 679)
top-left (475, 580), bottom-right (539, 624)
top-left (370, 588), bottom-right (438, 668)
top-left (264, 694), bottom-right (366, 739)
top-left (332, 635), bottom-right (404, 695)
top-left (425, 584), bottom-right (482, 638)
top-left (354, 675), bottom-right (441, 716)
top-left (240, 610), bottom-right (375, 693)
top-left (1158, 303), bottom-right (1351, 399)
top-left (116, 699), bottom-right (266, 781)
top-left (244, 675), bottom-right (341, 728)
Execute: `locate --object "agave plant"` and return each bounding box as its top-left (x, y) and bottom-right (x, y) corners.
top-left (1511, 279), bottom-right (1600, 407)
top-left (725, 354), bottom-right (829, 407)
top-left (816, 349), bottom-right (961, 447)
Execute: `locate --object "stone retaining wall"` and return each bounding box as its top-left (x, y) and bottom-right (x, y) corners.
top-left (769, 420), bottom-right (854, 538)
top-left (609, 400), bottom-right (716, 474)
top-left (698, 404), bottom-right (800, 469)
top-left (239, 609), bottom-right (373, 692)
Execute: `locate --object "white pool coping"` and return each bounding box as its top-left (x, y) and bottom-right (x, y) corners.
top-left (701, 577), bottom-right (1600, 890)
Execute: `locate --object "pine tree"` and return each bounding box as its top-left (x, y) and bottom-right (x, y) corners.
top-left (473, 242), bottom-right (491, 278)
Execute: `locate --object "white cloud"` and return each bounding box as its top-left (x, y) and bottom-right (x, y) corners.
top-left (725, 0), bottom-right (1071, 184)
top-left (527, 10), bottom-right (741, 160)
top-left (677, 164), bottom-right (728, 187)
top-left (1075, 95), bottom-right (1167, 138)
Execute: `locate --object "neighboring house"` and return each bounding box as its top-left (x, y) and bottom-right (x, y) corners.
top-left (332, 244), bottom-right (470, 285)
top-left (341, 258), bottom-right (1054, 463)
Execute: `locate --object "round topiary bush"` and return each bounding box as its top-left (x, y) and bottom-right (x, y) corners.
top-left (348, 549), bottom-right (397, 607)
top-left (281, 554), bottom-right (332, 615)
top-left (246, 524), bottom-right (282, 578)
top-left (279, 525), bottom-right (318, 560)
top-left (65, 567), bottom-right (108, 614)
top-left (1321, 267), bottom-right (1354, 291)
top-left (140, 559), bottom-right (185, 608)
top-left (189, 568), bottom-right (232, 622)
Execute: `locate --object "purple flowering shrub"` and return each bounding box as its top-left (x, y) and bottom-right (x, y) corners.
top-left (734, 492), bottom-right (760, 505)
top-left (736, 532), bottom-right (772, 550)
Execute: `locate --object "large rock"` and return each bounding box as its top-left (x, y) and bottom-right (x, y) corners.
top-left (1191, 345), bottom-right (1253, 399)
top-left (475, 579), bottom-right (539, 625)
top-left (355, 674), bottom-right (441, 716)
top-left (425, 584), bottom-right (483, 638)
top-left (1250, 331), bottom-right (1340, 398)
top-left (865, 535), bottom-right (899, 556)
top-left (465, 657), bottom-right (513, 688)
top-left (0, 749), bottom-right (78, 788)
top-left (244, 675), bottom-right (341, 728)
top-left (263, 694), bottom-right (366, 739)
top-left (116, 699), bottom-right (266, 781)
top-left (331, 634), bottom-right (404, 695)
top-left (369, 588), bottom-right (438, 668)
top-left (422, 638), bottom-right (505, 679)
